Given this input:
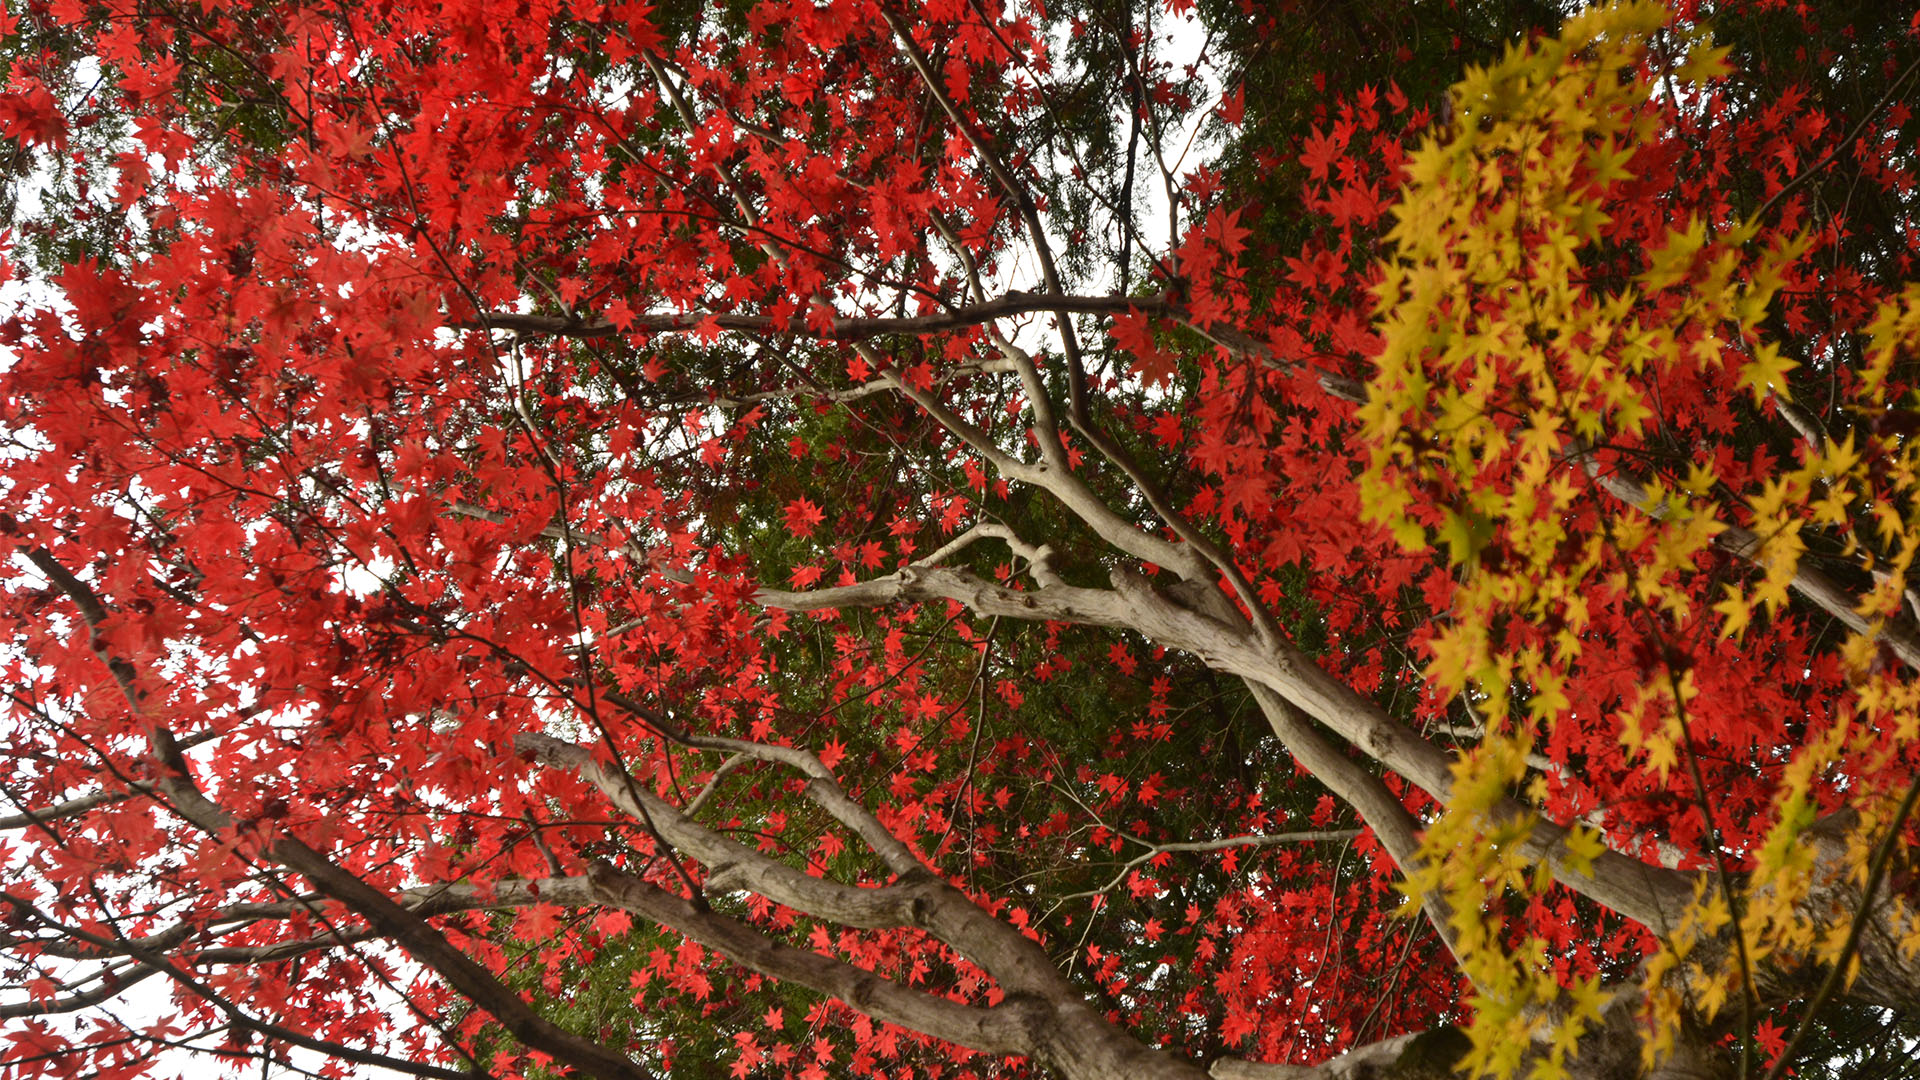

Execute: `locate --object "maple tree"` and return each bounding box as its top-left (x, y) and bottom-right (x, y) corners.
top-left (5, 1), bottom-right (1920, 1079)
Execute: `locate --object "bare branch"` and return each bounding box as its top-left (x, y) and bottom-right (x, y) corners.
top-left (1210, 1029), bottom-right (1455, 1080)
top-left (517, 731), bottom-right (1213, 1080)
top-left (1587, 461), bottom-right (1920, 670)
top-left (471, 292), bottom-right (1157, 343)
top-left (0, 785), bottom-right (147, 830)
top-left (754, 563), bottom-right (1702, 932)
top-left (1060, 823), bottom-right (1362, 902)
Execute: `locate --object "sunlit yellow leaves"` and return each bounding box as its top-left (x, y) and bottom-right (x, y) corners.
top-left (1691, 965), bottom-right (1730, 1020)
top-left (1642, 217), bottom-right (1707, 292)
top-left (1713, 584), bottom-right (1753, 640)
top-left (1363, 13), bottom-right (1741, 1064)
top-left (1839, 631), bottom-right (1884, 674)
top-left (1737, 342), bottom-right (1796, 404)
top-left (1640, 985), bottom-right (1685, 1070)
top-left (1560, 825), bottom-right (1606, 879)
top-left (1618, 688), bottom-right (1682, 781)
top-left (1677, 40), bottom-right (1734, 83)
top-left (1817, 432), bottom-right (1863, 486)
top-left (1360, 3), bottom-right (1920, 1075)
top-left (1860, 285), bottom-right (1920, 402)
top-left (1750, 789), bottom-right (1822, 890)
top-left (1680, 461), bottom-right (1718, 497)
top-left (1734, 232), bottom-right (1811, 324)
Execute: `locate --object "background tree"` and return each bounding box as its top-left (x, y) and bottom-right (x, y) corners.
top-left (3, 3), bottom-right (1920, 1080)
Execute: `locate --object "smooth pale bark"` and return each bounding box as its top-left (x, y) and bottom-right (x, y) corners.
top-left (758, 562), bottom-right (1702, 930)
top-left (755, 554), bottom-right (1920, 1075)
top-left (519, 732), bottom-right (1216, 1080)
top-left (1589, 466), bottom-right (1920, 670)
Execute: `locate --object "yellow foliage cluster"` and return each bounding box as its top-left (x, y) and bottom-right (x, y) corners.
top-left (1360, 2), bottom-right (1920, 1074)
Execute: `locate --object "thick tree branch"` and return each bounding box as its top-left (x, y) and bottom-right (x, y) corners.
top-left (515, 731), bottom-right (1063, 994)
top-left (520, 731), bottom-right (1216, 1080)
top-left (580, 863), bottom-right (1038, 1056)
top-left (23, 549), bottom-right (660, 1080)
top-left (0, 785), bottom-right (145, 830)
top-left (1210, 1029), bottom-right (1465, 1080)
top-left (1589, 465), bottom-right (1920, 670)
top-left (1243, 685), bottom-right (1474, 971)
top-left (754, 563), bottom-right (1701, 930)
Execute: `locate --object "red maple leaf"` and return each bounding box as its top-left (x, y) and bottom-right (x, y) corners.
top-left (783, 498), bottom-right (826, 538)
top-left (1299, 125), bottom-right (1346, 181)
top-left (1111, 307), bottom-right (1179, 388)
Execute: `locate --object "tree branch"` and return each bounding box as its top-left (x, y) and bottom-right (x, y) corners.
top-left (21, 549), bottom-right (660, 1080)
top-left (519, 731), bottom-right (1215, 1080)
top-left (754, 564), bottom-right (1702, 932)
top-left (581, 862), bottom-right (1037, 1056)
top-left (1588, 463), bottom-right (1920, 670)
top-left (470, 292), bottom-right (1158, 343)
top-left (1210, 1029), bottom-right (1463, 1080)
top-left (1058, 822), bottom-right (1362, 902)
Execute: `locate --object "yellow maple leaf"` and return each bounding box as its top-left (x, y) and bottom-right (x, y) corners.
top-left (1738, 341), bottom-right (1797, 404)
top-left (1714, 584), bottom-right (1754, 640)
top-left (1560, 824), bottom-right (1606, 878)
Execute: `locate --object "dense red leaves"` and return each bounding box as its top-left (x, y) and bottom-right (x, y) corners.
top-left (783, 499), bottom-right (827, 539)
top-left (3, 0), bottom-right (1919, 1078)
top-left (1, 0), bottom-right (1001, 1072)
top-left (0, 78), bottom-right (64, 148)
